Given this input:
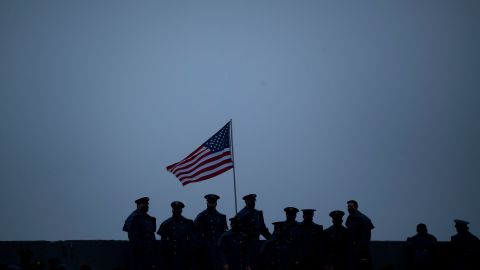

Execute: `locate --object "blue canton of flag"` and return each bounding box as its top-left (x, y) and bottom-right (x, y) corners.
top-left (166, 122), bottom-right (234, 186)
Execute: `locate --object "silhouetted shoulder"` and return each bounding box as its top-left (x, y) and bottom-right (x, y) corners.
top-left (235, 207), bottom-right (251, 217)
top-left (195, 209), bottom-right (209, 220)
top-left (123, 210), bottom-right (140, 232)
top-left (160, 217), bottom-right (174, 226)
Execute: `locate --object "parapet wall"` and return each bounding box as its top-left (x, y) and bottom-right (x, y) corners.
top-left (0, 240), bottom-right (453, 269)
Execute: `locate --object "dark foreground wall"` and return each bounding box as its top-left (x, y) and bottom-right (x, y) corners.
top-left (0, 241), bottom-right (130, 269)
top-left (0, 241), bottom-right (454, 270)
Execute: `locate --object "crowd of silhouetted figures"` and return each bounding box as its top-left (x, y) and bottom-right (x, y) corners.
top-left (2, 194), bottom-right (478, 270)
top-left (120, 194), bottom-right (479, 270)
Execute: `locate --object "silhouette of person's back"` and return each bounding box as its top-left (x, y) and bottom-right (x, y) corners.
top-left (405, 223), bottom-right (438, 270)
top-left (346, 200), bottom-right (374, 270)
top-left (325, 210), bottom-right (348, 270)
top-left (450, 219), bottom-right (479, 270)
top-left (122, 196), bottom-right (156, 270)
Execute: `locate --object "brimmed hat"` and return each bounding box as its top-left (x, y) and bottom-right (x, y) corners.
top-left (204, 194), bottom-right (220, 202)
top-left (134, 197), bottom-right (149, 204)
top-left (284, 207), bottom-right (299, 214)
top-left (329, 210), bottom-right (345, 219)
top-left (242, 194), bottom-right (257, 200)
top-left (171, 201), bottom-right (185, 209)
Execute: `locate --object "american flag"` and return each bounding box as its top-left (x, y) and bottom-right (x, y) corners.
top-left (166, 122), bottom-right (234, 186)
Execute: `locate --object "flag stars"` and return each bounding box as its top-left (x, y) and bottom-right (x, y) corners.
top-left (204, 123), bottom-right (230, 152)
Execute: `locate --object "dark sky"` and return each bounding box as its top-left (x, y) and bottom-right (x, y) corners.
top-left (1, 0), bottom-right (479, 241)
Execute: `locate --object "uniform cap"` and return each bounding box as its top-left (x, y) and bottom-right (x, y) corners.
top-left (454, 219), bottom-right (469, 226)
top-left (242, 194), bottom-right (257, 200)
top-left (272, 221), bottom-right (287, 230)
top-left (204, 194), bottom-right (220, 202)
top-left (284, 207), bottom-right (299, 214)
top-left (134, 197), bottom-right (149, 204)
top-left (170, 201), bottom-right (185, 209)
top-left (301, 209), bottom-right (316, 215)
top-left (329, 210), bottom-right (345, 219)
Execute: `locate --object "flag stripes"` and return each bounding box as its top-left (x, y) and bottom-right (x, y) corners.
top-left (166, 122), bottom-right (233, 186)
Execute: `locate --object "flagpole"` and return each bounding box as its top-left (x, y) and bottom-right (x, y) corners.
top-left (229, 119), bottom-right (238, 214)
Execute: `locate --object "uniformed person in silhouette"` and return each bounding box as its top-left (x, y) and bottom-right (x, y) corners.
top-left (297, 209), bottom-right (324, 270)
top-left (282, 207), bottom-right (301, 241)
top-left (272, 207), bottom-right (302, 269)
top-left (194, 194), bottom-right (228, 270)
top-left (236, 194), bottom-right (272, 240)
top-left (325, 210), bottom-right (348, 270)
top-left (218, 217), bottom-right (252, 270)
top-left (235, 194), bottom-right (272, 269)
top-left (259, 221), bottom-right (295, 270)
top-left (122, 197), bottom-right (157, 270)
top-left (450, 219), bottom-right (479, 270)
top-left (157, 201), bottom-right (195, 270)
top-left (405, 223), bottom-right (438, 270)
top-left (346, 200), bottom-right (374, 270)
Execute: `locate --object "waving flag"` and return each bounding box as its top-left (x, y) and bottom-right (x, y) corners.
top-left (166, 121), bottom-right (234, 186)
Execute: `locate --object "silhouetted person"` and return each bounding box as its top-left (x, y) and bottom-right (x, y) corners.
top-left (281, 207), bottom-right (302, 269)
top-left (282, 207), bottom-right (301, 242)
top-left (405, 223), bottom-right (438, 270)
top-left (259, 221), bottom-right (295, 270)
top-left (194, 194), bottom-right (228, 270)
top-left (235, 194), bottom-right (272, 269)
top-left (122, 196), bottom-right (156, 270)
top-left (346, 200), bottom-right (374, 270)
top-left (324, 210), bottom-right (348, 270)
top-left (297, 209), bottom-right (325, 270)
top-left (157, 201), bottom-right (195, 270)
top-left (218, 217), bottom-right (252, 270)
top-left (236, 194), bottom-right (272, 240)
top-left (450, 219), bottom-right (479, 270)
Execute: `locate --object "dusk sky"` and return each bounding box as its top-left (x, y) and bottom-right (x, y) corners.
top-left (1, 1), bottom-right (479, 241)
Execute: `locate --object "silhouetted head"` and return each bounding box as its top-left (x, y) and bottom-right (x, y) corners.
top-left (284, 207), bottom-right (299, 222)
top-left (171, 201), bottom-right (184, 217)
top-left (454, 219), bottom-right (469, 234)
top-left (243, 194), bottom-right (256, 209)
top-left (272, 221), bottom-right (287, 238)
top-left (302, 209), bottom-right (315, 223)
top-left (135, 197), bottom-right (150, 213)
top-left (329, 210), bottom-right (345, 226)
top-left (204, 194), bottom-right (219, 210)
top-left (347, 200), bottom-right (358, 214)
top-left (416, 223), bottom-right (428, 234)
top-left (230, 217), bottom-right (241, 231)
